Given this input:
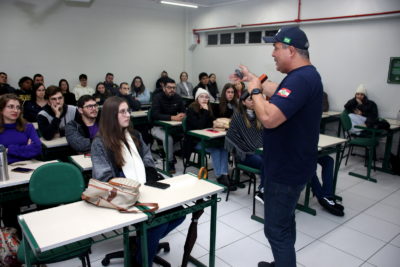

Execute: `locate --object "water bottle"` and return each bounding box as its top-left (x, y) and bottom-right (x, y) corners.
top-left (0, 144), bottom-right (9, 181)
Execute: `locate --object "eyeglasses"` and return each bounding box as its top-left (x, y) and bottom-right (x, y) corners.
top-left (5, 105), bottom-right (21, 111)
top-left (198, 95), bottom-right (210, 99)
top-left (83, 104), bottom-right (99, 110)
top-left (118, 109), bottom-right (132, 115)
top-left (49, 96), bottom-right (63, 101)
top-left (165, 86), bottom-right (176, 90)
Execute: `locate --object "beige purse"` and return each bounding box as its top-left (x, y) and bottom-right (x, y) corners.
top-left (81, 178), bottom-right (158, 213)
top-left (213, 118), bottom-right (231, 131)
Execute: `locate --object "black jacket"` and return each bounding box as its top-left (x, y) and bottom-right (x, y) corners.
top-left (63, 92), bottom-right (77, 106)
top-left (344, 97), bottom-right (378, 126)
top-left (151, 92), bottom-right (185, 121)
top-left (117, 93), bottom-right (141, 111)
top-left (208, 82), bottom-right (219, 99)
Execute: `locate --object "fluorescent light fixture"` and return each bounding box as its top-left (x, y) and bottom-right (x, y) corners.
top-left (160, 0), bottom-right (198, 8)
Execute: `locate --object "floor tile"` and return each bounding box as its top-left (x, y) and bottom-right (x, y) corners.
top-left (368, 244), bottom-right (400, 267)
top-left (381, 190), bottom-right (400, 210)
top-left (345, 213), bottom-right (400, 242)
top-left (320, 226), bottom-right (386, 260)
top-left (219, 207), bottom-right (264, 235)
top-left (297, 240), bottom-right (364, 267)
top-left (365, 203), bottom-right (400, 226)
top-left (295, 211), bottom-right (340, 238)
top-left (346, 181), bottom-right (394, 202)
top-left (337, 189), bottom-right (377, 212)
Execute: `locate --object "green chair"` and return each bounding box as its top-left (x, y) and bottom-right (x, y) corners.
top-left (17, 162), bottom-right (93, 266)
top-left (340, 111), bottom-right (380, 182)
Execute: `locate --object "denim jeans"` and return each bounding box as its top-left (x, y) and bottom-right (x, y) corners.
top-left (240, 154), bottom-right (265, 191)
top-left (136, 216), bottom-right (186, 264)
top-left (264, 180), bottom-right (305, 267)
top-left (195, 143), bottom-right (228, 177)
top-left (310, 155), bottom-right (334, 198)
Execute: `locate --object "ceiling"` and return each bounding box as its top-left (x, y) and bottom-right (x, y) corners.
top-left (162, 0), bottom-right (250, 8)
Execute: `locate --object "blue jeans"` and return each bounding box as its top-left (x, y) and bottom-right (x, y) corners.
top-left (136, 216), bottom-right (185, 264)
top-left (195, 143), bottom-right (228, 177)
top-left (264, 181), bottom-right (305, 267)
top-left (240, 154), bottom-right (265, 191)
top-left (310, 155), bottom-right (334, 198)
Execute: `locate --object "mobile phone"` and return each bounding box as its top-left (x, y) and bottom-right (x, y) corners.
top-left (235, 69), bottom-right (268, 83)
top-left (11, 167), bottom-right (34, 173)
top-left (145, 181), bottom-right (170, 189)
top-left (235, 69), bottom-right (244, 79)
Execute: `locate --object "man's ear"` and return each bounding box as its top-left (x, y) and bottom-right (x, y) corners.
top-left (78, 107), bottom-right (84, 114)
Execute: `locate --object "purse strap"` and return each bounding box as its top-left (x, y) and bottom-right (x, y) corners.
top-left (120, 202), bottom-right (159, 213)
top-left (198, 167), bottom-right (208, 180)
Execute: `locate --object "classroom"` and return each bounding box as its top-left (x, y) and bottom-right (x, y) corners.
top-left (1, 0), bottom-right (400, 266)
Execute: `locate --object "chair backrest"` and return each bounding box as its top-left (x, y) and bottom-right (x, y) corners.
top-left (182, 116), bottom-right (187, 133)
top-left (29, 162), bottom-right (85, 206)
top-left (147, 107), bottom-right (154, 125)
top-left (340, 110), bottom-right (353, 138)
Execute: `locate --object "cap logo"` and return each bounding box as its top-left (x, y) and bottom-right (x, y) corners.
top-left (283, 37), bottom-right (291, 44)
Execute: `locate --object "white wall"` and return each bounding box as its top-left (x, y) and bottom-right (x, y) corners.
top-left (0, 0), bottom-right (186, 90)
top-left (187, 0), bottom-right (400, 118)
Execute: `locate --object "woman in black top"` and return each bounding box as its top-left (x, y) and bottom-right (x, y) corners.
top-left (208, 73), bottom-right (219, 100)
top-left (59, 79), bottom-right (76, 105)
top-left (92, 82), bottom-right (110, 105)
top-left (23, 83), bottom-right (47, 122)
top-left (214, 83), bottom-right (238, 118)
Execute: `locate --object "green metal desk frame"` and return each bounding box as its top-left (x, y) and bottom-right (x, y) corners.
top-left (186, 131), bottom-right (225, 168)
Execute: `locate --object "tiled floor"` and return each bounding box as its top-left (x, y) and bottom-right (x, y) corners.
top-left (47, 154), bottom-right (400, 267)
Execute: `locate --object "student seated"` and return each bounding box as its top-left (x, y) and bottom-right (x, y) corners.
top-left (192, 72), bottom-right (215, 102)
top-left (92, 82), bottom-right (110, 106)
top-left (91, 96), bottom-right (184, 265)
top-left (104, 72), bottom-right (119, 96)
top-left (117, 82), bottom-right (141, 111)
top-left (37, 85), bottom-right (78, 140)
top-left (0, 93), bottom-right (42, 232)
top-left (151, 78), bottom-right (185, 174)
top-left (311, 155), bottom-right (345, 216)
top-left (72, 74), bottom-right (95, 100)
top-left (183, 88), bottom-right (234, 189)
top-left (214, 83), bottom-right (238, 118)
top-left (233, 81), bottom-right (245, 98)
top-left (0, 72), bottom-right (16, 95)
top-left (176, 71), bottom-right (194, 98)
top-left (344, 84), bottom-right (378, 135)
top-left (208, 73), bottom-right (219, 100)
top-left (225, 90), bottom-right (265, 202)
top-left (155, 70), bottom-right (169, 90)
top-left (66, 95), bottom-right (99, 154)
top-left (33, 73), bottom-right (44, 85)
top-left (16, 76), bottom-right (33, 103)
top-left (23, 83), bottom-right (47, 122)
top-left (59, 79), bottom-right (77, 106)
top-left (131, 76), bottom-right (150, 105)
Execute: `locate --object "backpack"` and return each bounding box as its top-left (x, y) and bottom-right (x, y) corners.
top-left (0, 227), bottom-right (22, 267)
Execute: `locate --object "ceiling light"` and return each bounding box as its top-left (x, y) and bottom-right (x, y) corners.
top-left (160, 0), bottom-right (198, 8)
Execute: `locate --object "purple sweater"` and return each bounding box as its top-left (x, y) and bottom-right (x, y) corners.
top-left (0, 123), bottom-right (42, 164)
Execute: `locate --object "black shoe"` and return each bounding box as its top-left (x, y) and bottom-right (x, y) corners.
top-left (255, 191), bottom-right (264, 204)
top-left (168, 162), bottom-right (176, 174)
top-left (258, 261), bottom-right (275, 267)
top-left (318, 197), bottom-right (344, 216)
top-left (328, 197), bottom-right (345, 211)
top-left (158, 148), bottom-right (166, 159)
top-left (217, 175), bottom-right (237, 191)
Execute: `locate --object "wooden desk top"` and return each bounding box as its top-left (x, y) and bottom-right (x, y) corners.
top-left (130, 110), bottom-right (148, 118)
top-left (322, 111), bottom-right (341, 117)
top-left (1, 160), bottom-right (57, 189)
top-left (139, 174), bottom-right (224, 213)
top-left (18, 201), bottom-right (148, 252)
top-left (188, 129), bottom-right (226, 139)
top-left (318, 134), bottom-right (347, 149)
top-left (69, 155), bottom-right (92, 171)
top-left (40, 137), bottom-right (68, 148)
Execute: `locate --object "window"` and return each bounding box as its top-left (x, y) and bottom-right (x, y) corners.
top-left (234, 32), bottom-right (246, 44)
top-left (207, 34), bottom-right (218, 45)
top-left (265, 29), bottom-right (278, 37)
top-left (249, 31), bottom-right (262, 43)
top-left (220, 33), bottom-right (232, 45)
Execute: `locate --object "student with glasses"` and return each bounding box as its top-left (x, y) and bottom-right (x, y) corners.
top-left (37, 85), bottom-right (78, 140)
top-left (151, 78), bottom-right (185, 174)
top-left (66, 95), bottom-right (100, 154)
top-left (0, 93), bottom-right (42, 234)
top-left (91, 96), bottom-right (184, 265)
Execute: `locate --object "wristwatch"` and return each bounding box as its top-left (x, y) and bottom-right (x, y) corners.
top-left (251, 88), bottom-right (262, 96)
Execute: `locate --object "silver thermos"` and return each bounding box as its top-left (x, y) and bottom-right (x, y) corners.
top-left (0, 144), bottom-right (9, 181)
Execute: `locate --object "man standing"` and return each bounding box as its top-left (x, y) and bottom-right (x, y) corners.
top-left (151, 78), bottom-right (185, 174)
top-left (240, 27), bottom-right (323, 267)
top-left (66, 95), bottom-right (100, 154)
top-left (104, 72), bottom-right (119, 95)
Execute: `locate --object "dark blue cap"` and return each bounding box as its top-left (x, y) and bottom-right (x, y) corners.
top-left (263, 26), bottom-right (309, 50)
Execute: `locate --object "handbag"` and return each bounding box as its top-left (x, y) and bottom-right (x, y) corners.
top-left (81, 178), bottom-right (158, 213)
top-left (0, 227), bottom-right (22, 267)
top-left (213, 118), bottom-right (231, 131)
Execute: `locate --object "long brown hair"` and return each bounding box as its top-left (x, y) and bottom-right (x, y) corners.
top-left (0, 94), bottom-right (26, 133)
top-left (238, 93), bottom-right (263, 130)
top-left (98, 96), bottom-right (140, 168)
top-left (189, 96), bottom-right (214, 116)
top-left (219, 83), bottom-right (238, 115)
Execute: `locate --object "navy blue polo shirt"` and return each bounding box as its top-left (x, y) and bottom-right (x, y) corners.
top-left (263, 65), bottom-right (323, 186)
